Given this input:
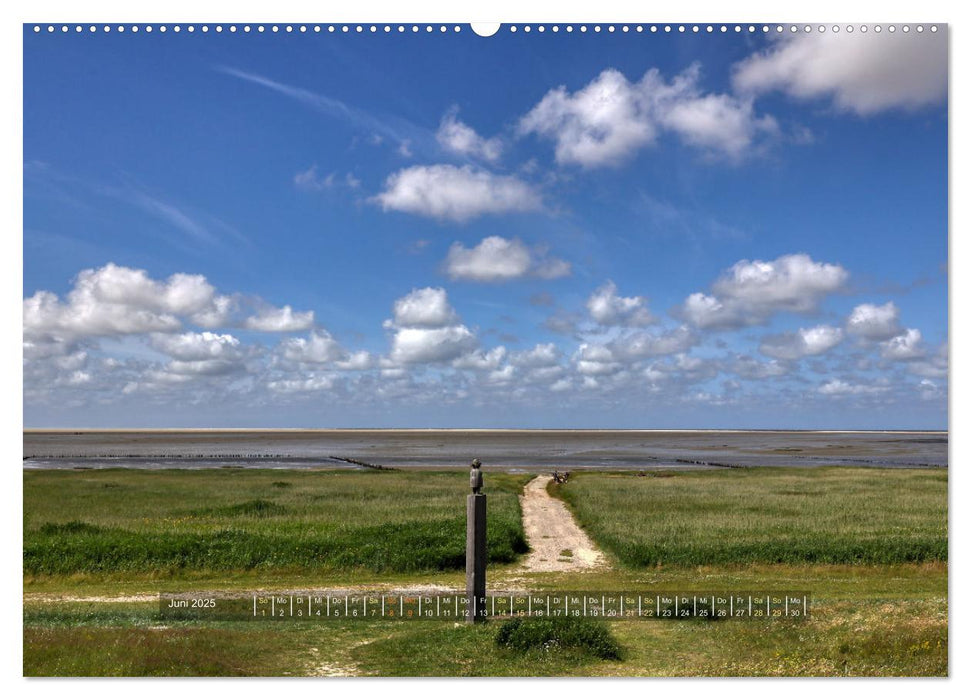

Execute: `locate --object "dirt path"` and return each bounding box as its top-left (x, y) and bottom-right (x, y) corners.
top-left (518, 475), bottom-right (607, 572)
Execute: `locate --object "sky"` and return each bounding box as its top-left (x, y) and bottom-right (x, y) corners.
top-left (23, 24), bottom-right (948, 429)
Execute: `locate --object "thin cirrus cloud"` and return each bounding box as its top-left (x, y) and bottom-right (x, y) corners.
top-left (217, 65), bottom-right (433, 155)
top-left (732, 31), bottom-right (948, 116)
top-left (444, 236), bottom-right (571, 282)
top-left (371, 164), bottom-right (542, 222)
top-left (518, 64), bottom-right (778, 168)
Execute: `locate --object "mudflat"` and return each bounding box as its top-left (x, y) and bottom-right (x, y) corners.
top-left (23, 429), bottom-right (948, 470)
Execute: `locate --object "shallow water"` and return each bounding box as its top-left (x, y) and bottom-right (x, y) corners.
top-left (22, 430), bottom-right (947, 470)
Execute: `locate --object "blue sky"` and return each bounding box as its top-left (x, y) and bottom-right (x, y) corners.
top-left (23, 25), bottom-right (948, 429)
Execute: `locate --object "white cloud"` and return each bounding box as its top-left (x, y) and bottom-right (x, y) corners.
top-left (164, 359), bottom-right (242, 377)
top-left (453, 347), bottom-right (507, 371)
top-left (518, 65), bottom-right (776, 168)
top-left (390, 326), bottom-right (478, 364)
top-left (23, 263), bottom-right (230, 341)
top-left (909, 342), bottom-right (948, 379)
top-left (573, 344), bottom-right (622, 376)
top-left (444, 236), bottom-right (571, 282)
top-left (386, 287), bottom-right (479, 365)
top-left (437, 108), bottom-right (502, 162)
top-left (390, 287), bottom-right (459, 328)
top-left (372, 165), bottom-right (541, 222)
top-left (268, 375), bottom-right (336, 393)
top-left (294, 165), bottom-right (361, 191)
top-left (733, 31), bottom-right (947, 116)
top-left (609, 326), bottom-right (696, 360)
top-left (244, 305), bottom-right (315, 332)
top-left (731, 355), bottom-right (790, 379)
top-left (335, 351), bottom-right (374, 371)
top-left (679, 254), bottom-right (848, 329)
top-left (586, 281), bottom-right (655, 326)
top-left (150, 331), bottom-right (242, 361)
top-left (280, 330), bottom-right (344, 364)
top-left (488, 365), bottom-right (516, 384)
top-left (846, 302), bottom-right (902, 340)
top-left (881, 328), bottom-right (925, 361)
top-left (759, 325), bottom-right (843, 360)
top-left (818, 379), bottom-right (887, 396)
top-left (511, 343), bottom-right (561, 368)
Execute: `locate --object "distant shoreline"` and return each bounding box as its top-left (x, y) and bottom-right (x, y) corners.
top-left (23, 428), bottom-right (948, 434)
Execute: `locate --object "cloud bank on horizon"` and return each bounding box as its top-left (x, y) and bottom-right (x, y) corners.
top-left (23, 28), bottom-right (948, 428)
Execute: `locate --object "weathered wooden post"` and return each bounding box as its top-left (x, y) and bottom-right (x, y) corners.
top-left (466, 458), bottom-right (486, 622)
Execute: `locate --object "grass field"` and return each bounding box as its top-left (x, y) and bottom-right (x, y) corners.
top-left (24, 469), bottom-right (530, 576)
top-left (23, 466), bottom-right (948, 677)
top-left (552, 468), bottom-right (947, 567)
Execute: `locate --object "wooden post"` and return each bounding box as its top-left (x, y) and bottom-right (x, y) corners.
top-left (466, 459), bottom-right (486, 622)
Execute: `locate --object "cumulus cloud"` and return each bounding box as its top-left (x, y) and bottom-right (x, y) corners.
top-left (587, 281), bottom-right (655, 326)
top-left (150, 331), bottom-right (242, 361)
top-left (518, 64), bottom-right (777, 167)
top-left (372, 165), bottom-right (542, 222)
top-left (573, 344), bottom-right (623, 376)
top-left (609, 326), bottom-right (696, 360)
top-left (385, 287), bottom-right (479, 364)
top-left (443, 236), bottom-right (571, 282)
top-left (391, 326), bottom-right (478, 364)
top-left (759, 325), bottom-right (843, 360)
top-left (732, 31), bottom-right (947, 116)
top-left (280, 330), bottom-right (344, 364)
top-left (24, 262), bottom-right (317, 356)
top-left (909, 342), bottom-right (948, 379)
top-left (510, 343), bottom-right (561, 368)
top-left (731, 355), bottom-right (790, 379)
top-left (881, 328), bottom-right (925, 361)
top-left (846, 302), bottom-right (901, 340)
top-left (643, 353), bottom-right (721, 385)
top-left (678, 253), bottom-right (848, 329)
top-left (390, 287), bottom-right (459, 328)
top-left (453, 346), bottom-right (507, 370)
top-left (243, 305), bottom-right (315, 332)
top-left (436, 108), bottom-right (502, 162)
top-left (818, 379), bottom-right (888, 396)
top-left (267, 375), bottom-right (336, 394)
top-left (23, 263), bottom-right (234, 341)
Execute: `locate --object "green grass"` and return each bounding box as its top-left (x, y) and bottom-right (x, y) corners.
top-left (24, 469), bottom-right (530, 576)
top-left (553, 468), bottom-right (947, 567)
top-left (22, 466), bottom-right (948, 676)
top-left (23, 563), bottom-right (947, 677)
top-left (495, 617), bottom-right (622, 660)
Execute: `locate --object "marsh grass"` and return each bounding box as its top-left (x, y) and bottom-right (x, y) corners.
top-left (24, 469), bottom-right (530, 575)
top-left (495, 617), bottom-right (623, 660)
top-left (553, 468), bottom-right (947, 567)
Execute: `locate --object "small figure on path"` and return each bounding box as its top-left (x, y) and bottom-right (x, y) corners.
top-left (470, 458), bottom-right (483, 493)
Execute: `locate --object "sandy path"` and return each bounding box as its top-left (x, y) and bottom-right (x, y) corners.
top-left (519, 475), bottom-right (607, 572)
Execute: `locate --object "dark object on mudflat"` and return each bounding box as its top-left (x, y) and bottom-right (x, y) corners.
top-left (329, 455), bottom-right (398, 471)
